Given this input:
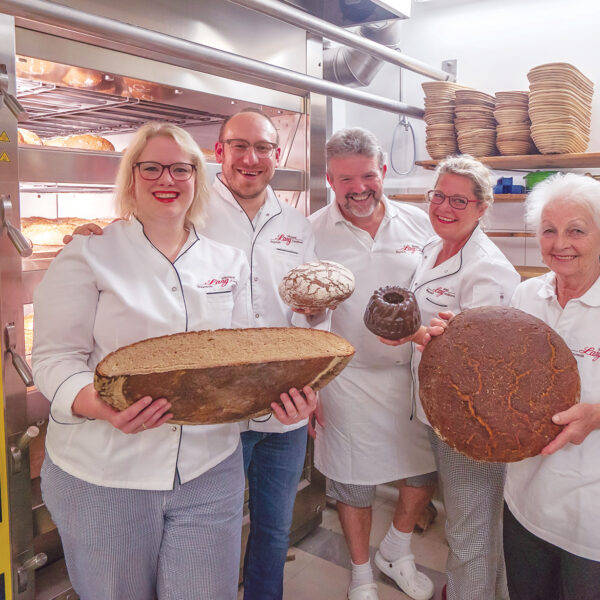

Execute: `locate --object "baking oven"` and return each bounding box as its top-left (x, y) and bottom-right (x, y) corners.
top-left (0, 2), bottom-right (326, 598)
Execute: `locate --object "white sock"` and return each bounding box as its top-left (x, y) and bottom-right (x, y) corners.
top-left (378, 523), bottom-right (413, 562)
top-left (350, 559), bottom-right (374, 590)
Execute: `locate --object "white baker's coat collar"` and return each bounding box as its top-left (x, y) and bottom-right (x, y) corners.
top-left (327, 194), bottom-right (395, 227)
top-left (212, 174), bottom-right (281, 217)
top-left (128, 216), bottom-right (199, 256)
top-left (537, 270), bottom-right (600, 307)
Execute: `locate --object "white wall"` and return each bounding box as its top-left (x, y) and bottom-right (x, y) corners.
top-left (333, 0), bottom-right (600, 266)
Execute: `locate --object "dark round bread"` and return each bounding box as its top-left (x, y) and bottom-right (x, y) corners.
top-left (419, 306), bottom-right (580, 462)
top-left (363, 286), bottom-right (421, 340)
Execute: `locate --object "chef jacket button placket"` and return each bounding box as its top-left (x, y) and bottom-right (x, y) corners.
top-left (171, 426), bottom-right (178, 432)
top-left (253, 277), bottom-right (258, 282)
top-left (255, 313), bottom-right (260, 319)
top-left (171, 286), bottom-right (178, 292)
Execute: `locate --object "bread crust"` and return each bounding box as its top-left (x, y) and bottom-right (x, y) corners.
top-left (419, 306), bottom-right (580, 462)
top-left (94, 328), bottom-right (355, 425)
top-left (18, 128), bottom-right (42, 145)
top-left (43, 134), bottom-right (115, 152)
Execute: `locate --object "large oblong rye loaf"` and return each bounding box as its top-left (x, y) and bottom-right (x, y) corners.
top-left (419, 306), bottom-right (580, 462)
top-left (95, 328), bottom-right (355, 425)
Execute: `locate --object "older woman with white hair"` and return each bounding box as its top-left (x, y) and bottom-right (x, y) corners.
top-left (33, 122), bottom-right (252, 600)
top-left (503, 172), bottom-right (600, 600)
top-left (382, 154), bottom-right (520, 600)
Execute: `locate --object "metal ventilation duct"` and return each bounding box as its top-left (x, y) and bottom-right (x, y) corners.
top-left (282, 0), bottom-right (410, 26)
top-left (324, 20), bottom-right (400, 87)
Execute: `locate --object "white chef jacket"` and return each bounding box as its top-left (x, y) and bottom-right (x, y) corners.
top-left (200, 176), bottom-right (326, 433)
top-left (33, 218), bottom-right (252, 490)
top-left (505, 272), bottom-right (600, 561)
top-left (411, 226), bottom-right (521, 424)
top-left (309, 197), bottom-right (437, 484)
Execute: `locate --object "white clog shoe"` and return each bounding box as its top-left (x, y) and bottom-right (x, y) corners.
top-left (348, 582), bottom-right (379, 600)
top-left (374, 551), bottom-right (434, 600)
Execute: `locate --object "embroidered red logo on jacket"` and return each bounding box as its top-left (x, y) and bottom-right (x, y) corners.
top-left (271, 234), bottom-right (303, 246)
top-left (426, 286), bottom-right (456, 298)
top-left (200, 276), bottom-right (237, 289)
top-left (396, 244), bottom-right (422, 254)
top-left (579, 346), bottom-right (600, 362)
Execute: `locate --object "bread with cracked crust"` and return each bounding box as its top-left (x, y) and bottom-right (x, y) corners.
top-left (418, 306), bottom-right (580, 462)
top-left (278, 260), bottom-right (355, 310)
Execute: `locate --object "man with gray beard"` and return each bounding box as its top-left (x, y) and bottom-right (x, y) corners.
top-left (309, 128), bottom-right (437, 600)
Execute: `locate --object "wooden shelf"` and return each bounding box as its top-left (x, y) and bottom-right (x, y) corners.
top-left (486, 231), bottom-right (535, 238)
top-left (388, 193), bottom-right (525, 203)
top-left (415, 152), bottom-right (600, 171)
top-left (516, 265), bottom-right (548, 280)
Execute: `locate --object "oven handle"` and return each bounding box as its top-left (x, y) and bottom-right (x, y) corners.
top-left (1, 194), bottom-right (33, 257)
top-left (4, 322), bottom-right (34, 387)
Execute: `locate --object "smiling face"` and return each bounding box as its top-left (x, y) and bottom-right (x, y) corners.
top-left (215, 112), bottom-right (281, 204)
top-left (327, 154), bottom-right (386, 221)
top-left (429, 172), bottom-right (486, 244)
top-left (539, 199), bottom-right (600, 281)
top-left (133, 135), bottom-right (195, 226)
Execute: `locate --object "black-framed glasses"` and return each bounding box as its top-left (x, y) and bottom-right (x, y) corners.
top-left (134, 161), bottom-right (196, 181)
top-left (220, 138), bottom-right (278, 158)
top-left (426, 190), bottom-right (479, 210)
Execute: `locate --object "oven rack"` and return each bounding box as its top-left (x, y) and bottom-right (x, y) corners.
top-left (16, 79), bottom-right (228, 138)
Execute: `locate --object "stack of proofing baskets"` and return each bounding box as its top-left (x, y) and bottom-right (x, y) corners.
top-left (527, 63), bottom-right (593, 154)
top-left (494, 91), bottom-right (537, 155)
top-left (422, 81), bottom-right (470, 159)
top-left (454, 89), bottom-right (497, 157)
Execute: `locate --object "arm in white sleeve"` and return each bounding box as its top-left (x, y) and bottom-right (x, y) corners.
top-left (231, 255), bottom-right (252, 329)
top-left (32, 242), bottom-right (99, 424)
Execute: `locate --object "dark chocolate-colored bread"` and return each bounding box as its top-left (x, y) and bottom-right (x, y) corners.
top-left (363, 286), bottom-right (421, 340)
top-left (419, 306), bottom-right (580, 462)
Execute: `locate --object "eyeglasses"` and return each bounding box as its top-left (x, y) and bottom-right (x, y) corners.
top-left (134, 162), bottom-right (196, 181)
top-left (426, 190), bottom-right (479, 210)
top-left (220, 138), bottom-right (278, 158)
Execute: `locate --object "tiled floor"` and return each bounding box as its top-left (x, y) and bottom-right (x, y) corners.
top-left (239, 484), bottom-right (449, 599)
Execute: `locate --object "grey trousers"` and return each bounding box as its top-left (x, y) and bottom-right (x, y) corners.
top-left (41, 444), bottom-right (244, 600)
top-left (428, 428), bottom-right (509, 600)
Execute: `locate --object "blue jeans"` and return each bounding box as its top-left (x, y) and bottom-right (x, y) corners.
top-left (241, 427), bottom-right (308, 600)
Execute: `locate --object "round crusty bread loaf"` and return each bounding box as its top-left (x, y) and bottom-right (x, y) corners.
top-left (44, 134), bottom-right (115, 152)
top-left (419, 306), bottom-right (580, 462)
top-left (278, 260), bottom-right (355, 310)
top-left (62, 66), bottom-right (104, 88)
top-left (363, 286), bottom-right (421, 340)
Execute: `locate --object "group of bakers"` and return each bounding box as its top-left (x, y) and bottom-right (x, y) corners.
top-left (32, 108), bottom-right (600, 600)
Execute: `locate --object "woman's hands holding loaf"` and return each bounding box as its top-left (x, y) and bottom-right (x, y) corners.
top-left (72, 384), bottom-right (173, 433)
top-left (541, 403), bottom-right (600, 455)
top-left (271, 385), bottom-right (317, 426)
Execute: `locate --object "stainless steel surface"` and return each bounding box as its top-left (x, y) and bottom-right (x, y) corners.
top-left (0, 12), bottom-right (36, 600)
top-left (307, 34), bottom-right (327, 214)
top-left (324, 20), bottom-right (400, 87)
top-left (17, 426), bottom-right (39, 451)
top-left (229, 0), bottom-right (451, 81)
top-left (2, 0), bottom-right (425, 118)
top-left (17, 554), bottom-right (47, 594)
top-left (2, 195), bottom-right (32, 256)
top-left (18, 146), bottom-right (305, 190)
top-left (1, 63), bottom-right (28, 120)
top-left (32, 560), bottom-right (77, 600)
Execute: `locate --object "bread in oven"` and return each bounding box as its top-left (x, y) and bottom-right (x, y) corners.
top-left (18, 128), bottom-right (43, 145)
top-left (95, 327), bottom-right (355, 425)
top-left (418, 306), bottom-right (580, 462)
top-left (62, 66), bottom-right (104, 89)
top-left (21, 216), bottom-right (114, 247)
top-left (43, 134), bottom-right (115, 152)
